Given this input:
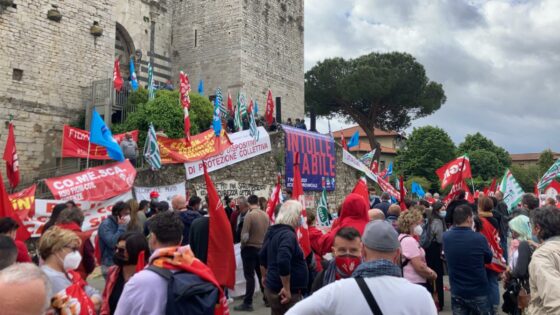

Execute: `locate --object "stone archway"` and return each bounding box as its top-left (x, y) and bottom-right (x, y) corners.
top-left (115, 23), bottom-right (135, 80)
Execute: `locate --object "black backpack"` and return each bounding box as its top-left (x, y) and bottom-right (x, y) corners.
top-left (147, 265), bottom-right (219, 315)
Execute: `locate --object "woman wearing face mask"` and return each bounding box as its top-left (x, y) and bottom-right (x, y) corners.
top-left (101, 232), bottom-right (150, 315)
top-left (98, 201), bottom-right (131, 278)
top-left (39, 227), bottom-right (102, 311)
top-left (425, 201), bottom-right (447, 311)
top-left (398, 209), bottom-right (437, 291)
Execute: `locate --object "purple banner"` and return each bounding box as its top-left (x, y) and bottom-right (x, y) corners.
top-left (284, 125), bottom-right (336, 191)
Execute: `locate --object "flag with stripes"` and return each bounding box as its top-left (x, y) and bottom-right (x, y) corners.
top-left (143, 123), bottom-right (161, 170)
top-left (359, 149), bottom-right (376, 167)
top-left (215, 88), bottom-right (227, 118)
top-left (234, 92), bottom-right (246, 131)
top-left (147, 63), bottom-right (155, 100)
top-left (249, 104), bottom-right (259, 141)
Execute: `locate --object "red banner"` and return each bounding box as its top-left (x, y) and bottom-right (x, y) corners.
top-left (62, 125), bottom-right (138, 160)
top-left (9, 184), bottom-right (36, 221)
top-left (436, 155), bottom-right (472, 189)
top-left (45, 160), bottom-right (136, 201)
top-left (377, 175), bottom-right (401, 201)
top-left (158, 129), bottom-right (232, 164)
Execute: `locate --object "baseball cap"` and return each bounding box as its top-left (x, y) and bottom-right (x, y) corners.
top-left (150, 191), bottom-right (160, 199)
top-left (362, 220), bottom-right (400, 252)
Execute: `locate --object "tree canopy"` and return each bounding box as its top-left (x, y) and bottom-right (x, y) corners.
top-left (395, 126), bottom-right (456, 189)
top-left (538, 149), bottom-right (555, 175)
top-left (457, 133), bottom-right (510, 180)
top-left (305, 52), bottom-right (446, 158)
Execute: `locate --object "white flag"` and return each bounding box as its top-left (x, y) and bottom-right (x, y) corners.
top-left (498, 169), bottom-right (525, 213)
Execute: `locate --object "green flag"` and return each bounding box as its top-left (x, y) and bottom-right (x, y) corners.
top-left (499, 169), bottom-right (524, 213)
top-left (538, 159), bottom-right (560, 189)
top-left (147, 63), bottom-right (155, 100)
top-left (316, 188), bottom-right (330, 227)
top-left (143, 123), bottom-right (161, 170)
top-left (234, 92), bottom-right (244, 131)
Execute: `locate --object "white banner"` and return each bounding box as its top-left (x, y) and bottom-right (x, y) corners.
top-left (342, 149), bottom-right (378, 182)
top-left (184, 127), bottom-right (271, 179)
top-left (134, 182), bottom-right (186, 204)
top-left (23, 191), bottom-right (133, 237)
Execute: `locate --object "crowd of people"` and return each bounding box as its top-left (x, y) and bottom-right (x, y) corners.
top-left (0, 187), bottom-right (559, 315)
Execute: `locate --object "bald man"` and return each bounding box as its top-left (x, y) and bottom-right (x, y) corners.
top-left (368, 208), bottom-right (385, 221)
top-left (0, 263), bottom-right (50, 315)
top-left (173, 194), bottom-right (201, 245)
top-left (171, 195), bottom-right (188, 211)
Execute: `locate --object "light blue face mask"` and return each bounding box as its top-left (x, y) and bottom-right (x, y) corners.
top-left (532, 234), bottom-right (540, 243)
top-left (439, 211), bottom-right (447, 218)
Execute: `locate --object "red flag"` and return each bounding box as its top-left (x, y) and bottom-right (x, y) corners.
top-left (291, 152), bottom-right (312, 257)
top-left (203, 162), bottom-right (235, 288)
top-left (443, 179), bottom-right (474, 204)
top-left (179, 71), bottom-right (192, 144)
top-left (266, 174), bottom-right (281, 223)
top-left (370, 160), bottom-right (379, 174)
top-left (0, 171), bottom-right (30, 241)
top-left (436, 155), bottom-right (472, 189)
top-left (534, 182), bottom-right (539, 198)
top-left (3, 122), bottom-right (19, 189)
top-left (489, 178), bottom-right (497, 195)
top-left (227, 92), bottom-right (234, 116)
top-left (352, 177), bottom-right (370, 206)
top-left (340, 133), bottom-right (348, 150)
top-left (398, 176), bottom-right (407, 210)
top-left (113, 58), bottom-right (123, 91)
top-left (265, 90), bottom-right (274, 126)
top-left (247, 98), bottom-right (254, 114)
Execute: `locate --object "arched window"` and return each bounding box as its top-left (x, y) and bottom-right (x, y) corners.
top-left (115, 23), bottom-right (135, 80)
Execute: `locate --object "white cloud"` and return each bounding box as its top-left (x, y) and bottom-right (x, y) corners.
top-left (305, 0), bottom-right (560, 153)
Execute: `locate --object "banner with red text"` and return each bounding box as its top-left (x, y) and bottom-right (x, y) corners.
top-left (158, 129), bottom-right (232, 164)
top-left (9, 184), bottom-right (36, 220)
top-left (376, 175), bottom-right (401, 201)
top-left (184, 127), bottom-right (271, 179)
top-left (62, 125), bottom-right (138, 160)
top-left (23, 191), bottom-right (132, 237)
top-left (45, 160), bottom-right (136, 201)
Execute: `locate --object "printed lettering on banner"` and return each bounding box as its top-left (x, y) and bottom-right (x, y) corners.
top-left (9, 184), bottom-right (37, 220)
top-left (193, 180), bottom-right (271, 199)
top-left (24, 191), bottom-right (133, 237)
top-left (158, 129), bottom-right (232, 164)
top-left (134, 182), bottom-right (186, 203)
top-left (341, 150), bottom-right (378, 183)
top-left (45, 160), bottom-right (136, 201)
top-left (184, 127), bottom-right (271, 179)
top-left (62, 125), bottom-right (138, 160)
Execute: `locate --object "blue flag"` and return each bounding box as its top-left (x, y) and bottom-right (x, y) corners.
top-left (198, 80), bottom-right (204, 95)
top-left (411, 182), bottom-right (425, 198)
top-left (212, 95), bottom-right (222, 137)
top-left (129, 57), bottom-right (138, 91)
top-left (254, 100), bottom-right (259, 116)
top-left (347, 130), bottom-right (360, 148)
top-left (383, 162), bottom-right (393, 179)
top-left (90, 109), bottom-right (124, 161)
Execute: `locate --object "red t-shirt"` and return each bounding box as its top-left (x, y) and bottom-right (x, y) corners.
top-left (15, 240), bottom-right (31, 263)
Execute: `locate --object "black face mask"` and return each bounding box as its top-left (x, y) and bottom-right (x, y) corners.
top-left (113, 252), bottom-right (129, 266)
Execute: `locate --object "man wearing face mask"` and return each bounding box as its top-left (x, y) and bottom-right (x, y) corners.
top-left (98, 201), bottom-right (131, 278)
top-left (286, 220), bottom-right (437, 314)
top-left (311, 227), bottom-right (362, 293)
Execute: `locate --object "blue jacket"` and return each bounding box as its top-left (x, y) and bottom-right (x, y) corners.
top-left (178, 210), bottom-right (202, 245)
top-left (259, 224), bottom-right (308, 293)
top-left (443, 226), bottom-right (492, 298)
top-left (98, 215), bottom-right (127, 267)
top-left (376, 201), bottom-right (391, 217)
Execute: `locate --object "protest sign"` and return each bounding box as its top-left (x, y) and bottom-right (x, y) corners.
top-left (283, 125), bottom-right (336, 191)
top-left (45, 160), bottom-right (136, 201)
top-left (23, 191), bottom-right (132, 237)
top-left (134, 182), bottom-right (186, 203)
top-left (184, 127), bottom-right (271, 179)
top-left (62, 125), bottom-right (138, 160)
top-left (9, 184), bottom-right (36, 220)
top-left (158, 129), bottom-right (232, 164)
top-left (341, 149), bottom-right (378, 183)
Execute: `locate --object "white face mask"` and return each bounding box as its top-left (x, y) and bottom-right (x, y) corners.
top-left (62, 251), bottom-right (82, 271)
top-left (121, 215), bottom-right (131, 225)
top-left (413, 225), bottom-right (423, 236)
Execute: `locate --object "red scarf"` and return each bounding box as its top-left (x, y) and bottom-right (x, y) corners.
top-left (479, 217), bottom-right (506, 273)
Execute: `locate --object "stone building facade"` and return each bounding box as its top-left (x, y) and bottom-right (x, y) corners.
top-left (0, 0), bottom-right (304, 186)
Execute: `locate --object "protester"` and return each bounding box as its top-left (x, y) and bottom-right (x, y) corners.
top-left (376, 192), bottom-right (392, 216)
top-left (445, 189), bottom-right (471, 226)
top-left (317, 193), bottom-right (369, 255)
top-left (425, 201), bottom-right (446, 310)
top-left (0, 217), bottom-right (31, 263)
top-left (520, 194), bottom-right (539, 212)
top-left (41, 203), bottom-right (68, 234)
top-left (126, 198), bottom-right (143, 232)
top-left (56, 207), bottom-right (96, 280)
top-left (368, 208), bottom-right (385, 221)
top-left (231, 196), bottom-right (249, 244)
top-left (101, 232), bottom-right (150, 315)
top-left (137, 200), bottom-right (149, 227)
top-left (368, 189), bottom-right (381, 208)
top-left (502, 215), bottom-right (533, 314)
top-left (443, 204), bottom-right (493, 314)
top-left (287, 220), bottom-right (437, 314)
top-left (235, 195), bottom-right (270, 311)
top-left (189, 216), bottom-right (209, 263)
top-left (527, 206), bottom-right (560, 314)
top-left (0, 235), bottom-right (17, 270)
top-left (478, 196), bottom-right (506, 313)
top-left (385, 204), bottom-right (401, 231)
top-left (260, 200), bottom-right (308, 315)
top-left (259, 196), bottom-right (268, 212)
top-left (0, 263), bottom-right (51, 315)
top-left (98, 201), bottom-right (131, 277)
top-left (397, 209), bottom-right (437, 289)
top-left (306, 210), bottom-right (325, 274)
top-left (120, 132), bottom-right (138, 166)
top-left (172, 195), bottom-right (201, 246)
top-left (494, 191), bottom-right (510, 262)
top-left (39, 227), bottom-right (102, 310)
top-left (311, 227), bottom-right (361, 293)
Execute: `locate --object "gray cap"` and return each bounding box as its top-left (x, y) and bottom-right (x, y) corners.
top-left (362, 219), bottom-right (400, 252)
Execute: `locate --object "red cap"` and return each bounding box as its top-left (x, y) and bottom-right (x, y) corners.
top-left (150, 191), bottom-right (160, 199)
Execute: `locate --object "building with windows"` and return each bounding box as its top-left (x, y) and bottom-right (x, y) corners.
top-left (510, 152), bottom-right (560, 168)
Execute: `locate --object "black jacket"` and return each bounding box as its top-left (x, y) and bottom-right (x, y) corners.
top-left (189, 217), bottom-right (209, 263)
top-left (445, 199), bottom-right (472, 226)
top-left (179, 210), bottom-right (202, 245)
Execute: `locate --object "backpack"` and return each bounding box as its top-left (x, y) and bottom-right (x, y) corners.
top-left (147, 265), bottom-right (219, 315)
top-left (419, 219), bottom-right (433, 249)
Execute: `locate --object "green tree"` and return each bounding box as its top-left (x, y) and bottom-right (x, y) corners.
top-left (510, 165), bottom-right (539, 193)
top-left (305, 52), bottom-right (446, 162)
top-left (538, 149), bottom-right (555, 175)
top-left (457, 133), bottom-right (510, 179)
top-left (113, 90), bottom-right (213, 145)
top-left (395, 126), bottom-right (456, 189)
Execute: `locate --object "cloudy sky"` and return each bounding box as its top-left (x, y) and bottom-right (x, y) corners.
top-left (304, 0), bottom-right (560, 154)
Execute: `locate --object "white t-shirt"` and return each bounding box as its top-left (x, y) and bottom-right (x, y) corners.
top-left (286, 276), bottom-right (437, 315)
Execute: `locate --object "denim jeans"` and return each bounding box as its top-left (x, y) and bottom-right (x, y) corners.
top-left (487, 269), bottom-right (500, 313)
top-left (451, 295), bottom-right (492, 315)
